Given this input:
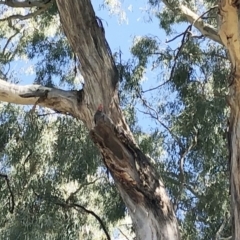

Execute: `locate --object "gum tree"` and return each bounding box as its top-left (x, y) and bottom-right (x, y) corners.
top-left (0, 0), bottom-right (238, 239)
top-left (0, 1), bottom-right (180, 239)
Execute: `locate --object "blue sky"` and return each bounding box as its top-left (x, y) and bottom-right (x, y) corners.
top-left (6, 0), bottom-right (185, 131)
top-left (93, 0), bottom-right (167, 91)
top-left (92, 1), bottom-right (167, 130)
top-left (93, 1), bottom-right (164, 59)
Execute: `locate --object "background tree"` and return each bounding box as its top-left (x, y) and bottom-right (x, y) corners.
top-left (0, 0), bottom-right (236, 239)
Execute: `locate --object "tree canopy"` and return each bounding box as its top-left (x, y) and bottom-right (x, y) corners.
top-left (0, 0), bottom-right (233, 239)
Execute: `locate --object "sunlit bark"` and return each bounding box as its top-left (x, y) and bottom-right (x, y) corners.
top-left (0, 0), bottom-right (181, 239)
top-left (218, 1), bottom-right (240, 239)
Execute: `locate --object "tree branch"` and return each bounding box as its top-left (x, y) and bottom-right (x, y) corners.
top-left (55, 201), bottom-right (111, 240)
top-left (173, 132), bottom-right (198, 211)
top-left (215, 214), bottom-right (230, 240)
top-left (165, 172), bottom-right (202, 198)
top-left (0, 79), bottom-right (87, 122)
top-left (137, 104), bottom-right (183, 149)
top-left (65, 177), bottom-right (103, 203)
top-left (2, 31), bottom-right (19, 56)
top-left (0, 173), bottom-right (15, 213)
top-left (0, 0), bottom-right (52, 8)
top-left (142, 24), bottom-right (192, 93)
top-left (162, 0), bottom-right (222, 45)
top-left (118, 228), bottom-right (130, 240)
top-left (73, 203), bottom-right (111, 240)
top-left (0, 1), bottom-right (52, 22)
top-left (34, 189), bottom-right (111, 240)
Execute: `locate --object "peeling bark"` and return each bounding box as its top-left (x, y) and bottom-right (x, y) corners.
top-left (55, 5), bottom-right (180, 237)
top-left (0, 79), bottom-right (86, 120)
top-left (91, 115), bottom-right (180, 239)
top-left (0, 0), bottom-right (181, 238)
top-left (218, 0), bottom-right (240, 239)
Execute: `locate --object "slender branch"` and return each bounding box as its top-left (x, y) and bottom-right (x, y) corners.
top-left (162, 0), bottom-right (222, 44)
top-left (183, 183), bottom-right (201, 198)
top-left (165, 172), bottom-right (202, 198)
top-left (143, 4), bottom-right (220, 94)
top-left (0, 2), bottom-right (52, 22)
top-left (0, 0), bottom-right (52, 8)
top-left (55, 200), bottom-right (111, 240)
top-left (0, 173), bottom-right (15, 213)
top-left (66, 177), bottom-right (103, 202)
top-left (142, 79), bottom-right (171, 93)
top-left (166, 5), bottom-right (217, 45)
top-left (35, 190), bottom-right (111, 240)
top-left (73, 203), bottom-right (111, 240)
top-left (137, 104), bottom-right (183, 149)
top-left (142, 25), bottom-right (191, 93)
top-left (118, 228), bottom-right (130, 240)
top-left (192, 5), bottom-right (218, 26)
top-left (2, 31), bottom-right (19, 56)
top-left (215, 214), bottom-right (230, 240)
top-left (166, 32), bottom-right (186, 43)
top-left (173, 132), bottom-right (198, 211)
top-left (169, 24), bottom-right (191, 83)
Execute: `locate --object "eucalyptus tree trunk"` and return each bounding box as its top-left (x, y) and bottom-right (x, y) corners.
top-left (0, 0), bottom-right (180, 239)
top-left (55, 1), bottom-right (180, 239)
top-left (218, 1), bottom-right (240, 239)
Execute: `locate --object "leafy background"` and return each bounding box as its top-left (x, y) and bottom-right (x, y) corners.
top-left (0, 0), bottom-right (231, 239)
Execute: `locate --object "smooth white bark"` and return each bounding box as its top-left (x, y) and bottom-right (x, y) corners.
top-left (218, 1), bottom-right (240, 239)
top-left (161, 0), bottom-right (222, 44)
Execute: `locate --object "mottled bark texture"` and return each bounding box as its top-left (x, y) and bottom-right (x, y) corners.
top-left (218, 0), bottom-right (240, 239)
top-left (55, 1), bottom-right (180, 238)
top-left (0, 0), bottom-right (181, 239)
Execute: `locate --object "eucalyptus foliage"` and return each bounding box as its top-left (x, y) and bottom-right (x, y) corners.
top-left (0, 0), bottom-right (231, 239)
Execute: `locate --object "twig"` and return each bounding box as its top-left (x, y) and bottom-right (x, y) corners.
top-left (164, 172), bottom-right (201, 198)
top-left (66, 177), bottom-right (103, 203)
top-left (183, 183), bottom-right (201, 198)
top-left (137, 103), bottom-right (183, 149)
top-left (42, 190), bottom-right (110, 240)
top-left (73, 203), bottom-right (111, 240)
top-left (215, 214), bottom-right (230, 240)
top-left (118, 228), bottom-right (130, 240)
top-left (0, 173), bottom-right (15, 213)
top-left (0, 2), bottom-right (52, 22)
top-left (55, 200), bottom-right (111, 240)
top-left (143, 4), bottom-right (217, 94)
top-left (173, 133), bottom-right (198, 211)
top-left (192, 6), bottom-right (218, 27)
top-left (142, 25), bottom-right (191, 93)
top-left (156, 6), bottom-right (217, 94)
top-left (0, 0), bottom-right (52, 8)
top-left (2, 31), bottom-right (19, 56)
top-left (166, 32), bottom-right (186, 43)
top-left (142, 79), bottom-right (171, 93)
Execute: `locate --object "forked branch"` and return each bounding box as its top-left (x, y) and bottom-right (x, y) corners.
top-left (0, 1), bottom-right (53, 22)
top-left (162, 0), bottom-right (222, 44)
